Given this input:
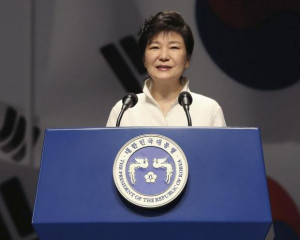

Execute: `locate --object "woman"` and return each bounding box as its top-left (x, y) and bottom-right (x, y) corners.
top-left (106, 11), bottom-right (226, 127)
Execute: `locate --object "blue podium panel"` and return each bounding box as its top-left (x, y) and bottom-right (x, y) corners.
top-left (32, 127), bottom-right (272, 240)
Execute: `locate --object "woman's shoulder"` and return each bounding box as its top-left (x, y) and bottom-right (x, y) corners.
top-left (190, 92), bottom-right (221, 107)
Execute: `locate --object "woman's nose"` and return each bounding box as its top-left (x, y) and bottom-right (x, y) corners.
top-left (159, 48), bottom-right (169, 61)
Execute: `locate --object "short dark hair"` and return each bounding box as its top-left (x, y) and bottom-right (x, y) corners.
top-left (138, 11), bottom-right (194, 60)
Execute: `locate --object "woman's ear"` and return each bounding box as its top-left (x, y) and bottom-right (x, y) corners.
top-left (185, 60), bottom-right (190, 69)
top-left (185, 54), bottom-right (192, 69)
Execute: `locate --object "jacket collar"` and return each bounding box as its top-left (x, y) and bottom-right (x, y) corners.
top-left (143, 78), bottom-right (191, 101)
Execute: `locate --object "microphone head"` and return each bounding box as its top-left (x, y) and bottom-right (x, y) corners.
top-left (122, 93), bottom-right (138, 108)
top-left (178, 91), bottom-right (193, 106)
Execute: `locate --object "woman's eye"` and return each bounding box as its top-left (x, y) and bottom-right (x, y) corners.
top-left (170, 46), bottom-right (179, 49)
top-left (149, 46), bottom-right (159, 49)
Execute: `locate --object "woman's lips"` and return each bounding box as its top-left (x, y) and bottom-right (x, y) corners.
top-left (156, 65), bottom-right (172, 70)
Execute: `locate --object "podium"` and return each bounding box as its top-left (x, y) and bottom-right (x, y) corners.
top-left (32, 127), bottom-right (272, 239)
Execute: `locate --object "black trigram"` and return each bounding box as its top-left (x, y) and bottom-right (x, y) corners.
top-left (100, 35), bottom-right (147, 93)
top-left (0, 106), bottom-right (40, 161)
top-left (0, 178), bottom-right (38, 240)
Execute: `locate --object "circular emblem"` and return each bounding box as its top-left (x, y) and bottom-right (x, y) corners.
top-left (113, 134), bottom-right (188, 208)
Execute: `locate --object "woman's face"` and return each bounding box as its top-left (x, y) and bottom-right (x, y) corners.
top-left (144, 31), bottom-right (190, 84)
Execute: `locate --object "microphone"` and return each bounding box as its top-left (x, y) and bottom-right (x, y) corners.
top-left (116, 93), bottom-right (138, 127)
top-left (178, 91), bottom-right (193, 126)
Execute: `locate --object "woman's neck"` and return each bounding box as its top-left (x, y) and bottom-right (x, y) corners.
top-left (149, 78), bottom-right (184, 115)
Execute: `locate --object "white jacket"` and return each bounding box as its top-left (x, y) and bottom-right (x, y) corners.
top-left (106, 79), bottom-right (226, 127)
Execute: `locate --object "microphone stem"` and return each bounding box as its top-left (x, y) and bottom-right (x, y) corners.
top-left (116, 108), bottom-right (126, 127)
top-left (184, 105), bottom-right (192, 126)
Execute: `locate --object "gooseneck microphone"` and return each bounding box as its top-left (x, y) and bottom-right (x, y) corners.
top-left (178, 91), bottom-right (193, 126)
top-left (116, 93), bottom-right (138, 127)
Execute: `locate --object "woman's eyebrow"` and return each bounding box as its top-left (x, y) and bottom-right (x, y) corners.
top-left (149, 40), bottom-right (160, 44)
top-left (148, 40), bottom-right (181, 44)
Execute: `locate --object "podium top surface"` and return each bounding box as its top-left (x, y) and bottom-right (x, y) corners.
top-left (33, 127), bottom-right (271, 225)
